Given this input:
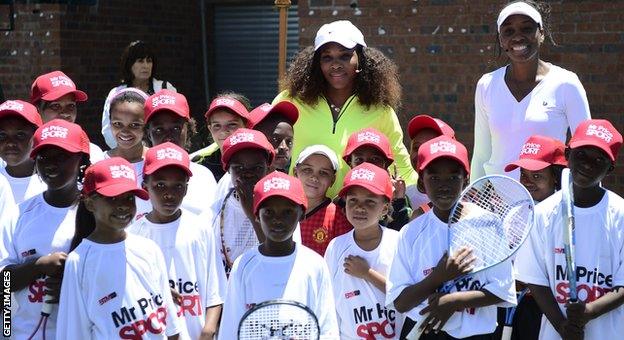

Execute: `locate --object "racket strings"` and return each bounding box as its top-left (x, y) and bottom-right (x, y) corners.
top-left (239, 303), bottom-right (319, 339)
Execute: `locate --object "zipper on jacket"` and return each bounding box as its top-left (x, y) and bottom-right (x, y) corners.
top-left (326, 95), bottom-right (357, 134)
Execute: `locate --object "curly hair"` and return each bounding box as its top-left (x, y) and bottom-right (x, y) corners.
top-left (493, 0), bottom-right (557, 61)
top-left (280, 45), bottom-right (402, 110)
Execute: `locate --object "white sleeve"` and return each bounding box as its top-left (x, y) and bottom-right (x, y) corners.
top-left (470, 76), bottom-right (492, 181)
top-left (56, 254), bottom-right (91, 339)
top-left (154, 247), bottom-right (182, 337)
top-left (218, 259), bottom-right (245, 340)
top-left (610, 211), bottom-right (624, 287)
top-left (0, 211), bottom-right (19, 272)
top-left (385, 229), bottom-right (414, 308)
top-left (515, 214), bottom-right (551, 287)
top-left (323, 239), bottom-right (338, 278)
top-left (481, 258), bottom-right (517, 308)
top-left (315, 261), bottom-right (340, 338)
top-left (562, 73), bottom-right (591, 134)
top-left (202, 225), bottom-right (227, 307)
top-left (101, 87), bottom-right (119, 149)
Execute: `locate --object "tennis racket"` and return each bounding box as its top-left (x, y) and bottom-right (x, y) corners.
top-left (237, 299), bottom-right (320, 340)
top-left (219, 188), bottom-right (260, 275)
top-left (26, 294), bottom-right (53, 340)
top-left (501, 288), bottom-right (528, 340)
top-left (560, 168), bottom-right (577, 302)
top-left (407, 175), bottom-right (534, 339)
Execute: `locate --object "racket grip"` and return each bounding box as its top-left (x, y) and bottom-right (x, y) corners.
top-left (501, 326), bottom-right (512, 340)
top-left (406, 326), bottom-right (423, 340)
top-left (41, 294), bottom-right (54, 316)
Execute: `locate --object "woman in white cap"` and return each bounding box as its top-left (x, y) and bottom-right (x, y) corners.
top-left (471, 0), bottom-right (591, 181)
top-left (274, 20), bottom-right (416, 199)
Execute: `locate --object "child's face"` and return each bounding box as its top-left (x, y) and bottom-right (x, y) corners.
top-left (409, 128), bottom-right (440, 170)
top-left (87, 192), bottom-right (137, 230)
top-left (520, 167), bottom-right (557, 202)
top-left (207, 110), bottom-right (245, 149)
top-left (41, 94), bottom-right (77, 123)
top-left (144, 166), bottom-right (189, 221)
top-left (294, 154), bottom-right (335, 201)
top-left (344, 186), bottom-right (389, 230)
top-left (256, 196), bottom-right (303, 243)
top-left (349, 145), bottom-right (388, 169)
top-left (110, 101), bottom-right (145, 150)
top-left (259, 121), bottom-right (294, 173)
top-left (0, 117), bottom-right (36, 167)
top-left (229, 149), bottom-right (270, 190)
top-left (146, 111), bottom-right (188, 148)
top-left (419, 157), bottom-right (468, 212)
top-left (567, 146), bottom-right (612, 189)
top-left (35, 146), bottom-right (82, 190)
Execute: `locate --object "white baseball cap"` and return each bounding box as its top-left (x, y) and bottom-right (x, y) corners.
top-left (296, 144), bottom-right (340, 171)
top-left (497, 2), bottom-right (543, 33)
top-left (314, 20), bottom-right (367, 51)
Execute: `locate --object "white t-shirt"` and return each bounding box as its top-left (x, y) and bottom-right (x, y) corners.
top-left (218, 243), bottom-right (339, 340)
top-left (56, 235), bottom-right (182, 339)
top-left (386, 209), bottom-right (516, 338)
top-left (0, 171), bottom-right (16, 217)
top-left (89, 142), bottom-right (105, 164)
top-left (0, 193), bottom-right (77, 340)
top-left (515, 190), bottom-right (624, 340)
top-left (324, 227), bottom-right (404, 339)
top-left (101, 79), bottom-right (177, 148)
top-left (127, 210), bottom-right (227, 339)
top-left (406, 184), bottom-right (430, 210)
top-left (471, 64), bottom-right (590, 180)
top-left (0, 166), bottom-right (47, 205)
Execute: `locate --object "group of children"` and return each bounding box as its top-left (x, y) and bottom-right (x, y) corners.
top-left (0, 67), bottom-right (623, 340)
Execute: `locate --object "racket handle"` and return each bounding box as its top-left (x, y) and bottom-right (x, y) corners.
top-left (501, 326), bottom-right (512, 340)
top-left (406, 326), bottom-right (423, 340)
top-left (41, 294), bottom-right (54, 316)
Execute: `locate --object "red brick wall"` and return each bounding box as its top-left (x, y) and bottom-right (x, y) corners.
top-left (299, 0), bottom-right (624, 195)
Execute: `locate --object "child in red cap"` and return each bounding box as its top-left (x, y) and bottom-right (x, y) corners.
top-left (56, 157), bottom-right (182, 339)
top-left (192, 93), bottom-right (251, 182)
top-left (387, 136), bottom-right (516, 339)
top-left (505, 135), bottom-right (567, 202)
top-left (128, 142), bottom-right (226, 339)
top-left (30, 70), bottom-right (105, 163)
top-left (144, 90), bottom-right (218, 216)
top-left (516, 119), bottom-right (624, 340)
top-left (0, 100), bottom-right (46, 204)
top-left (293, 144), bottom-right (352, 256)
top-left (218, 171), bottom-right (339, 339)
top-left (342, 127), bottom-right (411, 231)
top-left (0, 119), bottom-right (91, 339)
top-left (325, 163), bottom-right (404, 339)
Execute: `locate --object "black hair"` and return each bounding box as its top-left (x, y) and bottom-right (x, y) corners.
top-left (550, 164), bottom-right (565, 191)
top-left (70, 198), bottom-right (95, 251)
top-left (492, 1), bottom-right (558, 62)
top-left (109, 90), bottom-right (147, 118)
top-left (143, 112), bottom-right (198, 150)
top-left (119, 40), bottom-right (158, 91)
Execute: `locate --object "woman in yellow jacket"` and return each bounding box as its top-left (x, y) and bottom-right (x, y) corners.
top-left (274, 20), bottom-right (416, 198)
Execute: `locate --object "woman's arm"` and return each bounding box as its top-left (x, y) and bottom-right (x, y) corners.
top-left (561, 72), bottom-right (591, 133)
top-left (470, 76), bottom-right (492, 180)
top-left (377, 107), bottom-right (418, 187)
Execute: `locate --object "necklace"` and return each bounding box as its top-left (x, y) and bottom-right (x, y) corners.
top-left (329, 103), bottom-right (341, 114)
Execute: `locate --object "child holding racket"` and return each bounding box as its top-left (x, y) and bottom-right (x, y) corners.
top-left (515, 119), bottom-right (624, 340)
top-left (293, 144), bottom-right (351, 255)
top-left (128, 142), bottom-right (226, 339)
top-left (0, 119), bottom-right (90, 339)
top-left (342, 128), bottom-right (411, 231)
top-left (386, 136), bottom-right (516, 339)
top-left (56, 157), bottom-right (182, 339)
top-left (0, 100), bottom-right (46, 204)
top-left (218, 171), bottom-right (339, 339)
top-left (324, 162), bottom-right (403, 339)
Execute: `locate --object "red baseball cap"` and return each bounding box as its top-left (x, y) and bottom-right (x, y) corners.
top-left (30, 71), bottom-right (88, 104)
top-left (339, 162), bottom-right (393, 200)
top-left (205, 96), bottom-right (250, 124)
top-left (253, 171), bottom-right (308, 215)
top-left (144, 90), bottom-right (190, 123)
top-left (30, 119), bottom-right (90, 158)
top-left (249, 101), bottom-right (299, 128)
top-left (342, 128), bottom-right (394, 164)
top-left (144, 142), bottom-right (193, 177)
top-left (417, 136), bottom-right (469, 174)
top-left (408, 114), bottom-right (455, 140)
top-left (569, 119), bottom-right (622, 161)
top-left (505, 135), bottom-right (567, 172)
top-left (0, 100), bottom-right (43, 128)
top-left (82, 157), bottom-right (149, 200)
top-left (221, 128), bottom-right (276, 171)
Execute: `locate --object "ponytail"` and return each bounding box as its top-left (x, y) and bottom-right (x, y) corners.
top-left (70, 198), bottom-right (96, 251)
